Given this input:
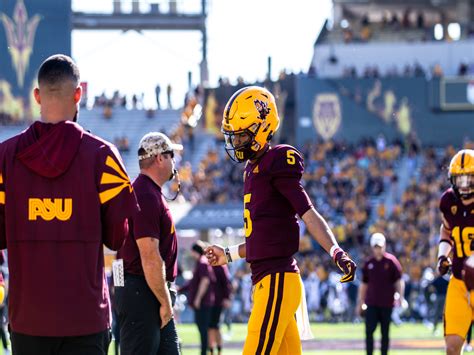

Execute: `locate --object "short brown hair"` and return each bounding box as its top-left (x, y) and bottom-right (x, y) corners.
top-left (38, 54), bottom-right (80, 87)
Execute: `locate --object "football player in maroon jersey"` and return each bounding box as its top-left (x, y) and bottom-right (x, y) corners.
top-left (206, 86), bottom-right (356, 354)
top-left (437, 149), bottom-right (474, 355)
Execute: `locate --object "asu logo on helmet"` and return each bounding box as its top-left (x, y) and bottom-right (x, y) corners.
top-left (221, 86), bottom-right (280, 162)
top-left (448, 149), bottom-right (474, 200)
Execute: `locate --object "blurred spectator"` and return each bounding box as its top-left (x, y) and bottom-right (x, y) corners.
top-left (114, 136), bottom-right (130, 152)
top-left (413, 62), bottom-right (425, 77)
top-left (403, 64), bottom-right (413, 77)
top-left (155, 84), bottom-right (161, 110)
top-left (179, 242), bottom-right (215, 355)
top-left (343, 66), bottom-right (357, 78)
top-left (458, 62), bottom-right (468, 76)
top-left (209, 265), bottom-right (232, 355)
top-left (381, 12), bottom-right (390, 28)
top-left (360, 15), bottom-right (371, 41)
top-left (167, 84), bottom-right (173, 109)
top-left (103, 104), bottom-right (113, 119)
top-left (402, 9), bottom-right (411, 28)
top-left (416, 12), bottom-right (425, 29)
top-left (94, 91), bottom-right (127, 110)
top-left (426, 274), bottom-right (448, 334)
top-left (343, 28), bottom-right (354, 43)
top-left (389, 13), bottom-right (400, 29)
top-left (432, 63), bottom-right (444, 77)
top-left (146, 108), bottom-right (155, 119)
top-left (360, 26), bottom-right (372, 42)
top-left (361, 14), bottom-right (369, 27)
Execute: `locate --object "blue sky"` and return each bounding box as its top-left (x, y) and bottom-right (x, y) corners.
top-left (71, 0), bottom-right (331, 108)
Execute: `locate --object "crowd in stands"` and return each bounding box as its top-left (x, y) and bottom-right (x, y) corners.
top-left (113, 135), bottom-right (130, 152)
top-left (177, 150), bottom-right (244, 204)
top-left (94, 90), bottom-right (128, 109)
top-left (93, 84), bottom-right (175, 111)
top-left (342, 61), bottom-right (430, 79)
top-left (339, 9), bottom-right (443, 45)
top-left (341, 60), bottom-right (474, 80)
top-left (90, 84), bottom-right (176, 120)
top-left (301, 139), bottom-right (399, 248)
top-left (316, 6), bottom-right (474, 81)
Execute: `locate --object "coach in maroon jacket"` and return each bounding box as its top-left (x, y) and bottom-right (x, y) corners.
top-left (0, 54), bottom-right (138, 355)
top-left (358, 233), bottom-right (405, 355)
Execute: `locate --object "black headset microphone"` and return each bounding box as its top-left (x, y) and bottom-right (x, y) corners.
top-left (162, 168), bottom-right (181, 202)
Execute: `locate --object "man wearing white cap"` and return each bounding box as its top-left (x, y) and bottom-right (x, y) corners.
top-left (115, 132), bottom-right (183, 355)
top-left (357, 233), bottom-right (405, 355)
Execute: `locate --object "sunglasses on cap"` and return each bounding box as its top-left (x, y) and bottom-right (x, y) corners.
top-left (161, 151), bottom-right (174, 159)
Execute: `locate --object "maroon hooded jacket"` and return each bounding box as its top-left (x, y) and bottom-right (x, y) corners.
top-left (0, 121), bottom-right (138, 337)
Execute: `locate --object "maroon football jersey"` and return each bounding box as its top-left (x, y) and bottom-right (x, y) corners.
top-left (439, 188), bottom-right (474, 279)
top-left (244, 145), bottom-right (313, 284)
top-left (0, 121), bottom-right (138, 336)
top-left (118, 174), bottom-right (178, 282)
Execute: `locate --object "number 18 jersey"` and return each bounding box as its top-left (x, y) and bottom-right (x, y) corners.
top-left (439, 188), bottom-right (474, 279)
top-left (243, 145), bottom-right (313, 284)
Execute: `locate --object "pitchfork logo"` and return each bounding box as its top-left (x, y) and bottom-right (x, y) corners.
top-left (1, 0), bottom-right (41, 88)
top-left (254, 99), bottom-right (270, 120)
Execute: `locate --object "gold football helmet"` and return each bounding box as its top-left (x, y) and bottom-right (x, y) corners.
top-left (448, 149), bottom-right (474, 200)
top-left (221, 86), bottom-right (280, 162)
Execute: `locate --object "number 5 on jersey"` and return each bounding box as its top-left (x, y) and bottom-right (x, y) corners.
top-left (244, 193), bottom-right (253, 237)
top-left (287, 150), bottom-right (296, 165)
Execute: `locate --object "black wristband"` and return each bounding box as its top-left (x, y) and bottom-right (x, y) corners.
top-left (224, 247), bottom-right (232, 263)
top-left (439, 239), bottom-right (453, 247)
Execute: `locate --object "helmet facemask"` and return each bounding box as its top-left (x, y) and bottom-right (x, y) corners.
top-left (450, 174), bottom-right (474, 200)
top-left (223, 123), bottom-right (262, 163)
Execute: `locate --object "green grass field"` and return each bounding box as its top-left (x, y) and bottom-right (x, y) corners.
top-left (169, 322), bottom-right (447, 355)
top-left (0, 322), bottom-right (448, 354)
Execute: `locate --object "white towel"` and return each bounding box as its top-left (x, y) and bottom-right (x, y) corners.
top-left (295, 276), bottom-right (314, 340)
